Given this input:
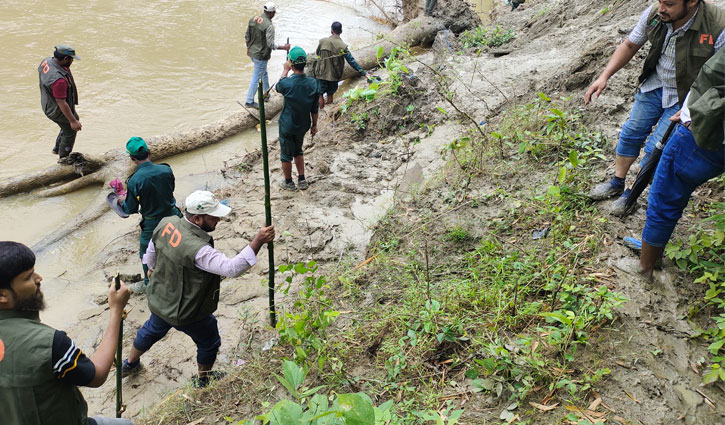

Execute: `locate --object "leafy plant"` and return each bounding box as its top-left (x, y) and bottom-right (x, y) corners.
top-left (461, 25), bottom-right (515, 49)
top-left (666, 201), bottom-right (725, 384)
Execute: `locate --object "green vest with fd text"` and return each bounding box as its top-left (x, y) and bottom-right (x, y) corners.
top-left (247, 14), bottom-right (273, 61)
top-left (314, 34), bottom-right (349, 81)
top-left (639, 2), bottom-right (725, 105)
top-left (0, 310), bottom-right (88, 425)
top-left (147, 216), bottom-right (221, 326)
top-left (38, 57), bottom-right (79, 122)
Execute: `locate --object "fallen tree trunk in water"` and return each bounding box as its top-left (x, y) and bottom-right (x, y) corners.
top-left (21, 16), bottom-right (450, 252)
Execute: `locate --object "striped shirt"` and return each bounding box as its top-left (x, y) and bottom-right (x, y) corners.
top-left (629, 5), bottom-right (725, 108)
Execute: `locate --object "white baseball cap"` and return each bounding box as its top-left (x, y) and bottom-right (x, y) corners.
top-left (185, 190), bottom-right (231, 217)
top-left (264, 2), bottom-right (276, 12)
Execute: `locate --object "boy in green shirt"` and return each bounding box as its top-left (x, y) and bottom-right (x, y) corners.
top-left (275, 46), bottom-right (319, 191)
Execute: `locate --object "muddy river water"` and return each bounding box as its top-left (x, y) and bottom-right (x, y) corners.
top-left (0, 0), bottom-right (392, 326)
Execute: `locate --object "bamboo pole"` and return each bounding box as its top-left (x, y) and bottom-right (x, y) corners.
top-left (258, 80), bottom-right (276, 328)
top-left (114, 272), bottom-right (124, 418)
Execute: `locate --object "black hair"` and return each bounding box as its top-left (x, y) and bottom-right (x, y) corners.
top-left (131, 150), bottom-right (150, 161)
top-left (53, 51), bottom-right (70, 61)
top-left (0, 242), bottom-right (36, 290)
top-left (331, 21), bottom-right (342, 34)
top-left (293, 62), bottom-right (306, 72)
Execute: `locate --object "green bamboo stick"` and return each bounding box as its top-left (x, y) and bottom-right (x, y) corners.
top-left (114, 272), bottom-right (123, 418)
top-left (258, 80), bottom-right (276, 328)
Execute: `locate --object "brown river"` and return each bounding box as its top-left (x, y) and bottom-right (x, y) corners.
top-left (1, 0), bottom-right (390, 327)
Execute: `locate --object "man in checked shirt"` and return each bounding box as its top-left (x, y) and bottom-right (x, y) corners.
top-left (585, 0), bottom-right (724, 216)
top-left (122, 191), bottom-right (274, 387)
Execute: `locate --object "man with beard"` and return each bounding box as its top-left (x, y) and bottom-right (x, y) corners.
top-left (585, 0), bottom-right (724, 216)
top-left (122, 191), bottom-right (275, 387)
top-left (38, 45), bottom-right (83, 159)
top-left (0, 241), bottom-right (132, 425)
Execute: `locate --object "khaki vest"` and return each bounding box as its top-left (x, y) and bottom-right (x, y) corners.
top-left (314, 35), bottom-right (349, 82)
top-left (639, 2), bottom-right (725, 105)
top-left (38, 57), bottom-right (79, 121)
top-left (247, 14), bottom-right (273, 61)
top-left (0, 310), bottom-right (88, 425)
top-left (147, 216), bottom-right (221, 326)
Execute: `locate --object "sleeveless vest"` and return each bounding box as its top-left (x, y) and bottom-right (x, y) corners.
top-left (247, 14), bottom-right (273, 61)
top-left (638, 2), bottom-right (725, 106)
top-left (38, 57), bottom-right (78, 121)
top-left (0, 310), bottom-right (88, 425)
top-left (314, 35), bottom-right (349, 82)
top-left (147, 216), bottom-right (221, 326)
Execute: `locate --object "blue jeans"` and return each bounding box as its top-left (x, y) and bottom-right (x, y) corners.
top-left (132, 313), bottom-right (222, 365)
top-left (616, 88), bottom-right (679, 164)
top-left (246, 58), bottom-right (270, 104)
top-left (642, 124), bottom-right (725, 247)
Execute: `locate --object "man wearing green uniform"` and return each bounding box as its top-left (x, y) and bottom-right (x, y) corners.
top-left (38, 45), bottom-right (82, 159)
top-left (117, 137), bottom-right (182, 292)
top-left (244, 2), bottom-right (290, 108)
top-left (0, 241), bottom-right (132, 425)
top-left (314, 22), bottom-right (366, 109)
top-left (121, 191), bottom-right (274, 386)
top-left (275, 46), bottom-right (320, 191)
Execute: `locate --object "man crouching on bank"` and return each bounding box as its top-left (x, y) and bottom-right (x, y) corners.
top-left (122, 190), bottom-right (274, 387)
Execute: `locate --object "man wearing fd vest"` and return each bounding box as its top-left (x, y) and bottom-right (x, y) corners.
top-left (585, 0), bottom-right (724, 216)
top-left (0, 241), bottom-right (132, 425)
top-left (38, 45), bottom-right (83, 160)
top-left (122, 191), bottom-right (275, 387)
top-left (314, 21), bottom-right (367, 109)
top-left (243, 2), bottom-right (291, 109)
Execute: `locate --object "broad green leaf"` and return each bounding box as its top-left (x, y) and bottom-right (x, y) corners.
top-left (269, 400), bottom-right (305, 425)
top-left (337, 393), bottom-right (375, 425)
top-left (569, 150), bottom-right (579, 167)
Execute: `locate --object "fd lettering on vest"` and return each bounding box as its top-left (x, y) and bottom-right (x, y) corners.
top-left (161, 222), bottom-right (182, 247)
top-left (700, 34), bottom-right (714, 44)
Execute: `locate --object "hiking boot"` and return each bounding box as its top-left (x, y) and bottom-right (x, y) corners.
top-left (610, 189), bottom-right (637, 217)
top-left (279, 180), bottom-right (297, 191)
top-left (121, 359), bottom-right (142, 377)
top-left (244, 102), bottom-right (259, 109)
top-left (588, 179), bottom-right (624, 200)
top-left (297, 179), bottom-right (309, 190)
top-left (52, 148), bottom-right (59, 155)
top-left (192, 371), bottom-right (226, 388)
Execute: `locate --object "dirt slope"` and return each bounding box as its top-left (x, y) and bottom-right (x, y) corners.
top-left (61, 0), bottom-right (725, 423)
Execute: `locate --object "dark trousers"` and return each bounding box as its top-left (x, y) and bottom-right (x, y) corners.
top-left (425, 0), bottom-right (437, 15)
top-left (132, 312), bottom-right (222, 366)
top-left (52, 119), bottom-right (77, 158)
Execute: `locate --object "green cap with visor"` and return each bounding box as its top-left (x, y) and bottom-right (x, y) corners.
top-left (126, 137), bottom-right (149, 156)
top-left (287, 46), bottom-right (307, 64)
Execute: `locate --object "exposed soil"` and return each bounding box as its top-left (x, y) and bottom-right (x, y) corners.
top-left (59, 0), bottom-right (724, 423)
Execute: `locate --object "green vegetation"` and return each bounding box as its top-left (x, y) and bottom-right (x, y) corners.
top-left (460, 25), bottom-right (515, 49)
top-left (665, 194), bottom-right (725, 384)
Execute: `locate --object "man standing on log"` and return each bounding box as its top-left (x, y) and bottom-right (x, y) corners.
top-left (276, 47), bottom-right (320, 191)
top-left (585, 0), bottom-right (724, 216)
top-left (315, 21), bottom-right (367, 109)
top-left (116, 137), bottom-right (182, 293)
top-left (244, 2), bottom-right (290, 109)
top-left (0, 241), bottom-right (133, 425)
top-left (38, 45), bottom-right (82, 160)
top-left (121, 191), bottom-right (275, 387)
